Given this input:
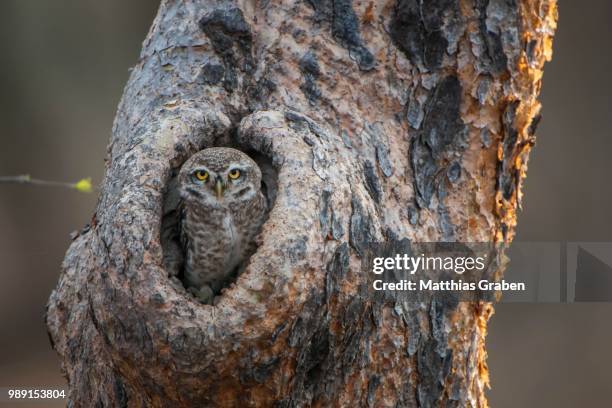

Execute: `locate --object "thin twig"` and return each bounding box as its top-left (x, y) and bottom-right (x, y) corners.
top-left (0, 174), bottom-right (94, 193)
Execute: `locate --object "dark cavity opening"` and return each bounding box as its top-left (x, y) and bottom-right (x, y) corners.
top-left (160, 142), bottom-right (278, 305)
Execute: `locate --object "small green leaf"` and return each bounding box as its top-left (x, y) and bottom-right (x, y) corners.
top-left (73, 178), bottom-right (93, 193)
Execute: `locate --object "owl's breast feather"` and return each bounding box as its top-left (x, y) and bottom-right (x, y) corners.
top-left (222, 211), bottom-right (241, 271)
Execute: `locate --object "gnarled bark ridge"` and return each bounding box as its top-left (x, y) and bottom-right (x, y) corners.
top-left (46, 0), bottom-right (557, 406)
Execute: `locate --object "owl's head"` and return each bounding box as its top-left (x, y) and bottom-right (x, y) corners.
top-left (178, 147), bottom-right (262, 207)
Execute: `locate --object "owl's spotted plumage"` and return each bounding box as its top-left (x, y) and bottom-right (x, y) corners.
top-left (178, 147), bottom-right (267, 304)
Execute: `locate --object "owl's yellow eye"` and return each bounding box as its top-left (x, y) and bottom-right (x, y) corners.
top-left (228, 169), bottom-right (241, 180)
top-left (194, 170), bottom-right (209, 181)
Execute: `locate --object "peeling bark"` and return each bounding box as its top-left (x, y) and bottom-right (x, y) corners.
top-left (46, 0), bottom-right (557, 406)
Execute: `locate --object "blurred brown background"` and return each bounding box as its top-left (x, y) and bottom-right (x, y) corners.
top-left (0, 1), bottom-right (610, 407)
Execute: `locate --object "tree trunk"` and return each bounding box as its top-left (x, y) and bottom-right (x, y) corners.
top-left (46, 0), bottom-right (557, 406)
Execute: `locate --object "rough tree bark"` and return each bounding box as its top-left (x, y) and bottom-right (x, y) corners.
top-left (46, 0), bottom-right (557, 406)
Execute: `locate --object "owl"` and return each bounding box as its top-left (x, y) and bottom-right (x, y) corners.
top-left (176, 147), bottom-right (268, 304)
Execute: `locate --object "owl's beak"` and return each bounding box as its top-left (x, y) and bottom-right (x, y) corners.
top-left (214, 178), bottom-right (225, 199)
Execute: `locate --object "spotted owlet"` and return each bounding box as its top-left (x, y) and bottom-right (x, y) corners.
top-left (177, 147), bottom-right (267, 304)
